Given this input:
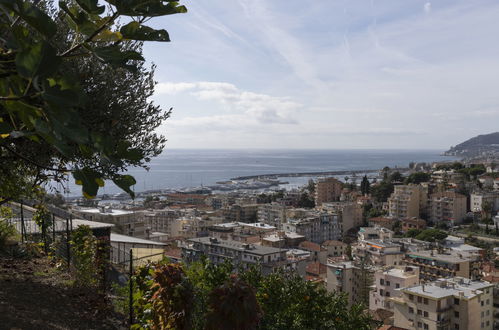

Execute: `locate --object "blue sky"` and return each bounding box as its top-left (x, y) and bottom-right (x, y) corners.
top-left (142, 0), bottom-right (499, 149)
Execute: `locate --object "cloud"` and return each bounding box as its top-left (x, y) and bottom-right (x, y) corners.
top-left (424, 2), bottom-right (431, 13)
top-left (157, 81), bottom-right (300, 125)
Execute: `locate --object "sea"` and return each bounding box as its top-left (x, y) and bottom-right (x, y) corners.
top-left (58, 149), bottom-right (458, 197)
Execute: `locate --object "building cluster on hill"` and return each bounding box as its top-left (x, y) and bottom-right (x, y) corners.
top-left (35, 160), bottom-right (499, 329)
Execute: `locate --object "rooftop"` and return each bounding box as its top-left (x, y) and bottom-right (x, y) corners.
top-left (188, 237), bottom-right (287, 256)
top-left (75, 207), bottom-right (134, 216)
top-left (111, 233), bottom-right (167, 246)
top-left (403, 277), bottom-right (493, 299)
top-left (406, 250), bottom-right (478, 263)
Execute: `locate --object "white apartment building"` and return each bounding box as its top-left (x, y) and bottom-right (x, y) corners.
top-left (470, 191), bottom-right (499, 213)
top-left (392, 277), bottom-right (494, 330)
top-left (370, 266), bottom-right (420, 312)
top-left (429, 191), bottom-right (467, 225)
top-left (73, 207), bottom-right (146, 237)
top-left (257, 203), bottom-right (287, 229)
top-left (283, 212), bottom-right (342, 244)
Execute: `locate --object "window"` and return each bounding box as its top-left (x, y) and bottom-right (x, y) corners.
top-left (380, 289), bottom-right (384, 296)
top-left (486, 299), bottom-right (490, 305)
top-left (424, 311), bottom-right (428, 317)
top-left (454, 298), bottom-right (460, 305)
top-left (486, 310), bottom-right (490, 316)
top-left (481, 301), bottom-right (484, 307)
top-left (409, 294), bottom-right (414, 301)
top-left (418, 322), bottom-right (422, 328)
top-left (386, 292), bottom-right (390, 297)
top-left (409, 307), bottom-right (414, 314)
top-left (486, 321), bottom-right (490, 326)
top-left (423, 298), bottom-right (429, 305)
top-left (454, 324), bottom-right (459, 330)
top-left (424, 323), bottom-right (428, 330)
top-left (454, 311), bottom-right (459, 318)
top-left (418, 296), bottom-right (423, 303)
top-left (380, 279), bottom-right (384, 285)
top-left (396, 283), bottom-right (400, 289)
top-left (417, 309), bottom-right (422, 315)
top-left (386, 281), bottom-right (391, 286)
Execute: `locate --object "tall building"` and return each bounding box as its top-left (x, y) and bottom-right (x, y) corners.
top-left (283, 212), bottom-right (342, 244)
top-left (370, 266), bottom-right (420, 312)
top-left (404, 250), bottom-right (480, 281)
top-left (388, 185), bottom-right (427, 220)
top-left (392, 277), bottom-right (494, 330)
top-left (257, 203), bottom-right (287, 229)
top-left (326, 260), bottom-right (374, 307)
top-left (321, 201), bottom-right (363, 233)
top-left (315, 177), bottom-right (343, 206)
top-left (429, 191), bottom-right (467, 225)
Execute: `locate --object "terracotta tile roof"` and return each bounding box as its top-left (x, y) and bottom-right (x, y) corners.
top-left (298, 241), bottom-right (322, 252)
top-left (305, 262), bottom-right (327, 275)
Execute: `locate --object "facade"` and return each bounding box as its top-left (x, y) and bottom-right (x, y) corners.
top-left (355, 239), bottom-right (404, 266)
top-left (321, 201), bottom-right (363, 233)
top-left (143, 208), bottom-right (178, 236)
top-left (429, 191), bottom-right (467, 225)
top-left (257, 203), bottom-right (287, 229)
top-left (388, 185), bottom-right (427, 220)
top-left (315, 177), bottom-right (343, 206)
top-left (470, 192), bottom-right (499, 213)
top-left (370, 266), bottom-right (420, 312)
top-left (321, 240), bottom-right (347, 257)
top-left (368, 217), bottom-right (396, 230)
top-left (404, 250), bottom-right (480, 281)
top-left (326, 260), bottom-right (373, 307)
top-left (223, 204), bottom-right (259, 223)
top-left (182, 237), bottom-right (289, 274)
top-left (401, 218), bottom-right (427, 232)
top-left (392, 278), bottom-right (494, 330)
top-left (283, 212), bottom-right (342, 244)
top-left (73, 207), bottom-right (146, 237)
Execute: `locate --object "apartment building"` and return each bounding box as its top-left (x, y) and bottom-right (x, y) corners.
top-left (429, 191), bottom-right (467, 225)
top-left (223, 203), bottom-right (259, 223)
top-left (358, 226), bottom-right (394, 241)
top-left (257, 203), bottom-right (287, 229)
top-left (401, 218), bottom-right (427, 232)
top-left (470, 191), bottom-right (499, 213)
top-left (404, 250), bottom-right (480, 281)
top-left (315, 177), bottom-right (343, 206)
top-left (321, 201), bottom-right (363, 232)
top-left (143, 208), bottom-right (179, 235)
top-left (182, 237), bottom-right (289, 274)
top-left (73, 207), bottom-right (146, 237)
top-left (283, 212), bottom-right (342, 244)
top-left (388, 185), bottom-right (427, 220)
top-left (354, 239), bottom-right (404, 266)
top-left (321, 240), bottom-right (347, 257)
top-left (326, 260), bottom-right (373, 307)
top-left (392, 277), bottom-right (494, 330)
top-left (370, 266), bottom-right (420, 312)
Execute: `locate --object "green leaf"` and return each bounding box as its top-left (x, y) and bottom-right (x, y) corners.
top-left (15, 42), bottom-right (61, 78)
top-left (73, 168), bottom-right (103, 198)
top-left (75, 0), bottom-right (105, 15)
top-left (0, 0), bottom-right (57, 38)
top-left (59, 1), bottom-right (98, 36)
top-left (112, 174), bottom-right (136, 198)
top-left (107, 0), bottom-right (187, 17)
top-left (94, 45), bottom-right (144, 70)
top-left (120, 22), bottom-right (170, 42)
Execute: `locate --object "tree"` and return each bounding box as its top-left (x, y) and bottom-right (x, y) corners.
top-left (389, 171), bottom-right (403, 182)
top-left (360, 175), bottom-right (370, 195)
top-left (405, 172), bottom-right (431, 184)
top-left (370, 180), bottom-right (394, 203)
top-left (297, 192), bottom-right (315, 208)
top-left (0, 0), bottom-right (187, 202)
top-left (306, 179), bottom-right (315, 194)
top-left (415, 229), bottom-right (447, 242)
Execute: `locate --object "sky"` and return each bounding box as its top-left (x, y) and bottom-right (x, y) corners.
top-left (142, 0), bottom-right (499, 150)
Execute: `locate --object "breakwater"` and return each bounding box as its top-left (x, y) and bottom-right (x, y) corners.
top-left (230, 168), bottom-right (391, 181)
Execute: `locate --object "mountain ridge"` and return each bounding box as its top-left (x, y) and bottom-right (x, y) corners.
top-left (444, 132), bottom-right (499, 157)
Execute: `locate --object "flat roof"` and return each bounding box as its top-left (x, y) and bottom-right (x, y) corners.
top-left (13, 219), bottom-right (113, 234)
top-left (111, 233), bottom-right (166, 246)
top-left (403, 278), bottom-right (493, 299)
top-left (76, 208), bottom-right (134, 216)
top-left (188, 237), bottom-right (287, 256)
top-left (407, 250), bottom-right (478, 263)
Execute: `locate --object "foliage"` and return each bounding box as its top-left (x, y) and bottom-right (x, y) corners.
top-left (297, 191), bottom-right (315, 208)
top-left (436, 162), bottom-right (464, 171)
top-left (0, 0), bottom-right (187, 201)
top-left (360, 175), bottom-right (370, 195)
top-left (32, 203), bottom-right (52, 233)
top-left (0, 206), bottom-right (16, 250)
top-left (131, 260), bottom-right (378, 330)
top-left (389, 171), bottom-right (403, 182)
top-left (404, 228), bottom-right (422, 238)
top-left (414, 228), bottom-right (448, 242)
top-left (307, 179), bottom-right (315, 194)
top-left (370, 180), bottom-right (394, 203)
top-left (405, 172), bottom-right (431, 184)
top-left (70, 225), bottom-right (99, 287)
top-left (456, 164), bottom-right (486, 180)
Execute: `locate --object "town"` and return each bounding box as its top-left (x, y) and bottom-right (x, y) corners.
top-left (3, 158), bottom-right (498, 329)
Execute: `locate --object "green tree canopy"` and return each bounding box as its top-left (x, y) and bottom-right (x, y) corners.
top-left (415, 228), bottom-right (448, 242)
top-left (405, 172), bottom-right (431, 184)
top-left (0, 0), bottom-right (187, 202)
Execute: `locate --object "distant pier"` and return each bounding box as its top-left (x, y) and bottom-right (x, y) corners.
top-left (231, 168), bottom-right (385, 181)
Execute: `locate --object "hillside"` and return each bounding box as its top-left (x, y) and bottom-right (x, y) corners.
top-left (444, 132), bottom-right (499, 157)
